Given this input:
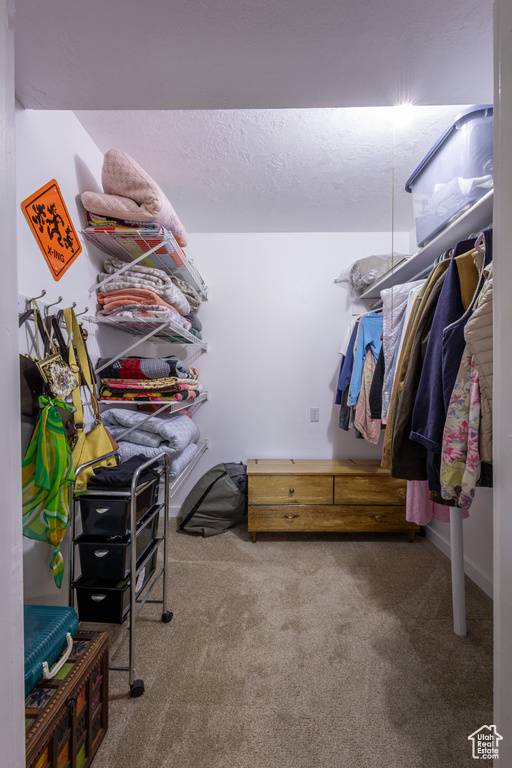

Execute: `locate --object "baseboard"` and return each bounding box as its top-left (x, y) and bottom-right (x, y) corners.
top-left (169, 504), bottom-right (181, 518)
top-left (426, 526), bottom-right (493, 598)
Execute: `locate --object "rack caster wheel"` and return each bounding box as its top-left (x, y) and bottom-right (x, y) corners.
top-left (130, 680), bottom-right (145, 698)
top-left (161, 611), bottom-right (174, 623)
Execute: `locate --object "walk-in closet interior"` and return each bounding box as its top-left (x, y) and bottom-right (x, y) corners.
top-left (3, 0), bottom-right (512, 766)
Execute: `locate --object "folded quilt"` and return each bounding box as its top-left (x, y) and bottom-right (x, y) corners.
top-left (97, 356), bottom-right (198, 380)
top-left (100, 377), bottom-right (201, 394)
top-left (100, 389), bottom-right (200, 403)
top-left (99, 256), bottom-right (190, 315)
top-left (97, 305), bottom-right (192, 330)
top-left (97, 288), bottom-right (180, 313)
top-left (101, 409), bottom-right (199, 454)
top-left (115, 441), bottom-right (199, 477)
top-left (171, 275), bottom-right (201, 312)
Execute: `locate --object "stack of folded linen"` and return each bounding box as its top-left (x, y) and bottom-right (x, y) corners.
top-left (101, 408), bottom-right (200, 475)
top-left (97, 355), bottom-right (202, 403)
top-left (96, 256), bottom-right (202, 338)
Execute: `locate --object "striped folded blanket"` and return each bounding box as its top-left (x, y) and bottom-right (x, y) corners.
top-left (99, 389), bottom-right (200, 403)
top-left (100, 377), bottom-right (200, 393)
top-left (97, 356), bottom-right (198, 380)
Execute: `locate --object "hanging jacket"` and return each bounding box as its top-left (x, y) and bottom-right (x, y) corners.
top-left (464, 263), bottom-right (493, 463)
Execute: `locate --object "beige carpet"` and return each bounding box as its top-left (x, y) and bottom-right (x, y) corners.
top-left (82, 524), bottom-right (493, 768)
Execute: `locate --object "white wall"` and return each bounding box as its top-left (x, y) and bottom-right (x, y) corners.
top-left (1, 3), bottom-right (26, 766)
top-left (16, 106), bottom-right (105, 606)
top-left (170, 230), bottom-right (409, 513)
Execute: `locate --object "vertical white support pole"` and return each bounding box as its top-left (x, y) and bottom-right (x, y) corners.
top-left (450, 507), bottom-right (467, 636)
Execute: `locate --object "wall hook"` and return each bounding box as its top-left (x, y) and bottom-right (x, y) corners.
top-left (76, 307), bottom-right (89, 317)
top-left (44, 296), bottom-right (63, 317)
top-left (25, 289), bottom-right (47, 310)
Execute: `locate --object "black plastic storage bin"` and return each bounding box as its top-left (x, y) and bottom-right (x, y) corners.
top-left (77, 478), bottom-right (159, 537)
top-left (76, 510), bottom-right (159, 580)
top-left (74, 550), bottom-right (158, 624)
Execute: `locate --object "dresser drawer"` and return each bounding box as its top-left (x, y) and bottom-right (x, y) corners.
top-left (248, 474), bottom-right (333, 505)
top-left (334, 475), bottom-right (407, 505)
top-left (248, 505), bottom-right (415, 533)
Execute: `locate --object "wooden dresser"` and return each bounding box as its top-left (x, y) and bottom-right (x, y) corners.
top-left (247, 459), bottom-right (419, 542)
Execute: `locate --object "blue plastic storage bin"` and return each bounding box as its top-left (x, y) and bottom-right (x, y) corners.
top-left (405, 105), bottom-right (493, 248)
top-left (24, 604), bottom-right (79, 695)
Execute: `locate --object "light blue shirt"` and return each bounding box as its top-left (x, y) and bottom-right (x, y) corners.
top-left (348, 312), bottom-right (383, 407)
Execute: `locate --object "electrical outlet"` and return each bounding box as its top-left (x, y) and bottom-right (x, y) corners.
top-left (310, 407), bottom-right (319, 422)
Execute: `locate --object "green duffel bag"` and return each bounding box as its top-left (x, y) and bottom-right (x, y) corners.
top-left (178, 462), bottom-right (247, 537)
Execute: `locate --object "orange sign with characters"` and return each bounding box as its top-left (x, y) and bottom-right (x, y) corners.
top-left (22, 179), bottom-right (82, 281)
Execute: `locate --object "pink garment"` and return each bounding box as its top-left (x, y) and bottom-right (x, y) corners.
top-left (406, 480), bottom-right (469, 525)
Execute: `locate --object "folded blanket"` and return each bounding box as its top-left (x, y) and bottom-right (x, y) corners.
top-left (185, 311), bottom-right (202, 332)
top-left (100, 389), bottom-right (200, 403)
top-left (97, 305), bottom-right (192, 330)
top-left (99, 256), bottom-right (190, 315)
top-left (97, 288), bottom-right (180, 313)
top-left (100, 377), bottom-right (201, 394)
top-left (171, 276), bottom-right (201, 311)
top-left (97, 356), bottom-right (198, 381)
top-left (115, 441), bottom-right (199, 477)
top-left (101, 409), bottom-right (199, 454)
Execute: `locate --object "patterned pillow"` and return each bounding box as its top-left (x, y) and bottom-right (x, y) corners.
top-left (81, 149), bottom-right (188, 247)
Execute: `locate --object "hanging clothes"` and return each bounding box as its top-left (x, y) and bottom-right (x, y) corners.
top-left (440, 349), bottom-right (481, 509)
top-left (380, 281), bottom-right (424, 419)
top-left (408, 236), bottom-right (482, 496)
top-left (390, 268), bottom-right (449, 480)
top-left (22, 396), bottom-right (75, 588)
top-left (464, 263), bottom-right (493, 463)
top-left (348, 311), bottom-right (383, 407)
top-left (354, 347), bottom-right (382, 444)
top-left (382, 258), bottom-right (450, 470)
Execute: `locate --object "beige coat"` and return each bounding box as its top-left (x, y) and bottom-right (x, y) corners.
top-left (464, 264), bottom-right (493, 463)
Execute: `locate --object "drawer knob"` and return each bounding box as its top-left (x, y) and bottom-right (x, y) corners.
top-left (289, 488), bottom-right (295, 494)
top-left (370, 514), bottom-right (386, 520)
top-left (283, 514), bottom-right (299, 520)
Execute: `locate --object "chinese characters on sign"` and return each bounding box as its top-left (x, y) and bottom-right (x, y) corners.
top-left (21, 179), bottom-right (82, 281)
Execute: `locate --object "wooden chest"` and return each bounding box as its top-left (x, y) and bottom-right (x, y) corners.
top-left (247, 459), bottom-right (419, 541)
top-left (25, 630), bottom-right (109, 768)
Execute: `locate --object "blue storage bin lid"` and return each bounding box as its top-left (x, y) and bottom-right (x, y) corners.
top-left (405, 104), bottom-right (493, 192)
top-left (24, 604), bottom-right (79, 695)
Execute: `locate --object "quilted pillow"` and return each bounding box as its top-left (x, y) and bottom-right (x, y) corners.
top-left (81, 149), bottom-right (188, 247)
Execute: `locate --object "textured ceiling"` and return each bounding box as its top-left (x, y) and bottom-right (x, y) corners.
top-left (14, 0), bottom-right (493, 110)
top-left (14, 0), bottom-right (493, 233)
top-left (76, 106), bottom-right (470, 233)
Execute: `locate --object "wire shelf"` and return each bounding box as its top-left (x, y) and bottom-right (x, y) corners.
top-left (169, 440), bottom-right (209, 496)
top-left (82, 227), bottom-right (208, 299)
top-left (85, 313), bottom-right (208, 350)
top-left (99, 392), bottom-right (209, 423)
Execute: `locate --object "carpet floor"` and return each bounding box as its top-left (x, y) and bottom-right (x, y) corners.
top-left (82, 524), bottom-right (493, 768)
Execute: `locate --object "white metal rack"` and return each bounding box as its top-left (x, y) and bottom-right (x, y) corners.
top-left (360, 190), bottom-right (494, 299)
top-left (82, 227), bottom-right (208, 300)
top-left (85, 313), bottom-right (208, 351)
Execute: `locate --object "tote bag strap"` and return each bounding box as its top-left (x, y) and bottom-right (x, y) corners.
top-left (63, 307), bottom-right (100, 427)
